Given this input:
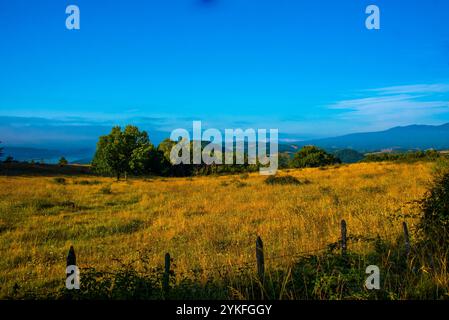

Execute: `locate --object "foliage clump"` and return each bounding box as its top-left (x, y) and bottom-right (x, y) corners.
top-left (92, 125), bottom-right (166, 180)
top-left (363, 149), bottom-right (442, 163)
top-left (52, 177), bottom-right (66, 185)
top-left (265, 175), bottom-right (305, 185)
top-left (417, 161), bottom-right (449, 245)
top-left (290, 146), bottom-right (341, 168)
top-left (58, 157), bottom-right (68, 166)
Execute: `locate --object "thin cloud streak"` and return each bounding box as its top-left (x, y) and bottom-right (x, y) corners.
top-left (369, 83), bottom-right (449, 95)
top-left (327, 83), bottom-right (449, 131)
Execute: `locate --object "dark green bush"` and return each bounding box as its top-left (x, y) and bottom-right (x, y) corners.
top-left (52, 177), bottom-right (66, 185)
top-left (74, 180), bottom-right (101, 185)
top-left (100, 185), bottom-right (112, 194)
top-left (363, 150), bottom-right (443, 163)
top-left (418, 171), bottom-right (449, 245)
top-left (265, 175), bottom-right (306, 185)
top-left (290, 146), bottom-right (341, 168)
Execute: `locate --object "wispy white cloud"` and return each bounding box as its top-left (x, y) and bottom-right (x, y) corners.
top-left (368, 83), bottom-right (449, 95)
top-left (327, 83), bottom-right (449, 131)
top-left (2, 83), bottom-right (449, 143)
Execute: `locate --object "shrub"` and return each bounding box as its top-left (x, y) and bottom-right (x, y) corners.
top-left (432, 157), bottom-right (449, 177)
top-left (74, 180), bottom-right (101, 185)
top-left (417, 171), bottom-right (449, 245)
top-left (228, 178), bottom-right (247, 188)
top-left (32, 199), bottom-right (56, 210)
top-left (239, 173), bottom-right (249, 179)
top-left (100, 185), bottom-right (112, 195)
top-left (60, 265), bottom-right (163, 299)
top-left (265, 175), bottom-right (304, 185)
top-left (52, 177), bottom-right (66, 185)
top-left (58, 157), bottom-right (68, 166)
top-left (290, 146), bottom-right (341, 168)
top-left (4, 156), bottom-right (14, 163)
top-left (235, 181), bottom-right (247, 188)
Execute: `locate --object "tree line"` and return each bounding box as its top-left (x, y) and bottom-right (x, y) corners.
top-left (2, 127), bottom-right (446, 178)
top-left (362, 149), bottom-right (443, 163)
top-left (91, 126), bottom-right (342, 179)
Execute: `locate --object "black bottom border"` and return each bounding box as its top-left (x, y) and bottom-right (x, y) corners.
top-left (1, 300), bottom-right (447, 319)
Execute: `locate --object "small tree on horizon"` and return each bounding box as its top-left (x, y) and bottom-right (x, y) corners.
top-left (58, 156), bottom-right (68, 166)
top-left (4, 155), bottom-right (14, 163)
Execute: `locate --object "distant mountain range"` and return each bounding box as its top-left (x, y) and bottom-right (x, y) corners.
top-left (281, 123), bottom-right (449, 153)
top-left (2, 123), bottom-right (449, 164)
top-left (1, 147), bottom-right (95, 164)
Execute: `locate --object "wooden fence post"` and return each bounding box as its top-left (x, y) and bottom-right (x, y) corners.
top-left (67, 245), bottom-right (76, 267)
top-left (163, 253), bottom-right (171, 296)
top-left (256, 236), bottom-right (265, 281)
top-left (402, 222), bottom-right (410, 257)
top-left (66, 245), bottom-right (77, 293)
top-left (341, 220), bottom-right (347, 255)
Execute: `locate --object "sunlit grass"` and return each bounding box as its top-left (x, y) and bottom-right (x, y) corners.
top-left (0, 162), bottom-right (435, 298)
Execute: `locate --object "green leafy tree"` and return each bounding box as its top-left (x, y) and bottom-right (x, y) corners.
top-left (130, 144), bottom-right (164, 175)
top-left (58, 156), bottom-right (68, 166)
top-left (92, 125), bottom-right (156, 180)
top-left (157, 138), bottom-right (177, 165)
top-left (332, 149), bottom-right (364, 163)
top-left (278, 152), bottom-right (292, 169)
top-left (157, 138), bottom-right (177, 175)
top-left (4, 155), bottom-right (14, 163)
top-left (290, 145), bottom-right (341, 168)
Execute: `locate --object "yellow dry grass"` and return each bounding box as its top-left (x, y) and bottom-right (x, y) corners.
top-left (0, 161), bottom-right (433, 297)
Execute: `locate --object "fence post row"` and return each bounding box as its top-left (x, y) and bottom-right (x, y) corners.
top-left (256, 236), bottom-right (265, 281)
top-left (66, 245), bottom-right (77, 291)
top-left (65, 221), bottom-right (416, 285)
top-left (67, 245), bottom-right (76, 267)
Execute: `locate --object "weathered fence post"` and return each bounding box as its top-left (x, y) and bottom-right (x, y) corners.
top-left (163, 253), bottom-right (171, 296)
top-left (341, 220), bottom-right (347, 255)
top-left (256, 236), bottom-right (265, 281)
top-left (67, 245), bottom-right (76, 268)
top-left (402, 222), bottom-right (410, 257)
top-left (66, 245), bottom-right (78, 292)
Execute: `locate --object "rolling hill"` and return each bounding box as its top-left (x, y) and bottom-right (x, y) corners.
top-left (291, 123), bottom-right (449, 152)
top-left (2, 123), bottom-right (449, 163)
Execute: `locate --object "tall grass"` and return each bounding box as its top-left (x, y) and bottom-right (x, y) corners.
top-left (0, 162), bottom-right (446, 299)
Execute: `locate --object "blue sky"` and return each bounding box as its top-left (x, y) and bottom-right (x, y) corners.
top-left (1, 0), bottom-right (449, 146)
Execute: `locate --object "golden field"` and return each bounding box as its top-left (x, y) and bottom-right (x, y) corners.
top-left (0, 161), bottom-right (442, 299)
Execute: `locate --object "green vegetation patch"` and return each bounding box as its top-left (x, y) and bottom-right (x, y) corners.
top-left (73, 179), bottom-right (102, 185)
top-left (265, 175), bottom-right (309, 185)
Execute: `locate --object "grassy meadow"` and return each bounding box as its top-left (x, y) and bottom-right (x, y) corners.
top-left (0, 161), bottom-right (447, 299)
